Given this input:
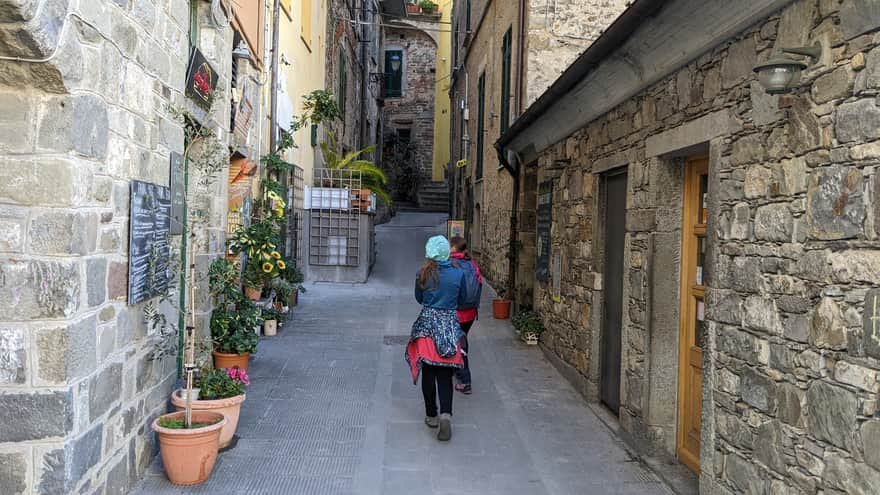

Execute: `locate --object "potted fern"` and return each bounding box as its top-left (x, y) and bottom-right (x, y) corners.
top-left (318, 131), bottom-right (392, 208)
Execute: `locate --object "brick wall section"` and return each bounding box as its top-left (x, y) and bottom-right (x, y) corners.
top-left (382, 26), bottom-right (437, 183)
top-left (0, 2), bottom-right (234, 493)
top-left (513, 1), bottom-right (880, 493)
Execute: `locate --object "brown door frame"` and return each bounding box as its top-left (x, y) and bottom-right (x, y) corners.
top-left (677, 156), bottom-right (709, 473)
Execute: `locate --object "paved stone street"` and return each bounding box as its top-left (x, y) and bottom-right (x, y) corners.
top-left (133, 212), bottom-right (674, 495)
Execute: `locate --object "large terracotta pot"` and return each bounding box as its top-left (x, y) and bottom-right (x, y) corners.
top-left (172, 390), bottom-right (246, 449)
top-left (212, 351), bottom-right (250, 371)
top-left (492, 299), bottom-right (511, 319)
top-left (152, 411), bottom-right (226, 486)
top-left (245, 287), bottom-right (262, 301)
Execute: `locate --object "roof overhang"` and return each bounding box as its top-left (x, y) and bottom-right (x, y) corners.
top-left (497, 0), bottom-right (796, 170)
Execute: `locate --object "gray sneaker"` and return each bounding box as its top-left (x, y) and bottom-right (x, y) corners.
top-left (437, 413), bottom-right (452, 441)
top-left (425, 415), bottom-right (439, 428)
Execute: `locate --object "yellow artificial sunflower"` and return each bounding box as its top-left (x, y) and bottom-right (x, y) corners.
top-left (262, 262), bottom-right (273, 273)
top-left (277, 260), bottom-right (286, 270)
top-left (271, 251), bottom-right (281, 259)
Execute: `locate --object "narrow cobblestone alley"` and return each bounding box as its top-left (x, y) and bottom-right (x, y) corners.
top-left (132, 212), bottom-right (673, 495)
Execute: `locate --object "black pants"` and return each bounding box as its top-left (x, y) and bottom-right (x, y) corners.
top-left (456, 320), bottom-right (474, 384)
top-left (422, 364), bottom-right (454, 417)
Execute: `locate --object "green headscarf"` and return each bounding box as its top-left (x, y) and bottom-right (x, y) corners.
top-left (425, 235), bottom-right (450, 262)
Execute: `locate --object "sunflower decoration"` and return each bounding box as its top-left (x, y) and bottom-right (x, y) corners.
top-left (277, 260), bottom-right (286, 270)
top-left (262, 262), bottom-right (274, 273)
top-left (271, 251), bottom-right (281, 259)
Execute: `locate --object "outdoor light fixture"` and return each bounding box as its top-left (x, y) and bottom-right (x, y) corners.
top-left (753, 42), bottom-right (822, 94)
top-left (232, 41), bottom-right (251, 60)
top-left (389, 54), bottom-right (402, 72)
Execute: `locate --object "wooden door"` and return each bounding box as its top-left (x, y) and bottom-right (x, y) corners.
top-left (600, 170), bottom-right (627, 414)
top-left (677, 157), bottom-right (708, 473)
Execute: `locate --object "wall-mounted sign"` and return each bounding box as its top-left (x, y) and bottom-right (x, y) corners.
top-left (448, 220), bottom-right (465, 239)
top-left (128, 180), bottom-right (171, 305)
top-left (169, 152), bottom-right (185, 235)
top-left (234, 94), bottom-right (254, 143)
top-left (536, 180), bottom-right (553, 282)
top-left (185, 47), bottom-right (218, 110)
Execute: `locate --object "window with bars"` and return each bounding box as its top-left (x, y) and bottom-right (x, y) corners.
top-left (501, 27), bottom-right (512, 133)
top-left (384, 50), bottom-right (403, 98)
top-left (476, 71), bottom-right (485, 180)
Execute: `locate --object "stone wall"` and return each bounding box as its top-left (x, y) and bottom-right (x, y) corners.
top-left (525, 0), bottom-right (628, 106)
top-left (0, 1), bottom-right (235, 493)
top-left (382, 25), bottom-right (437, 184)
top-left (509, 1), bottom-right (880, 493)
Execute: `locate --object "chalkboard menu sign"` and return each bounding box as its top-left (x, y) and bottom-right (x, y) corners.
top-left (128, 180), bottom-right (171, 305)
top-left (536, 180), bottom-right (553, 282)
top-left (169, 152), bottom-right (184, 235)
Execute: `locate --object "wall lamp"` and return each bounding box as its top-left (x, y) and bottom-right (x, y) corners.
top-left (753, 42), bottom-right (822, 94)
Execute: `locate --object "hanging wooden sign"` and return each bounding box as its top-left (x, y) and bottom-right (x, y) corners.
top-left (185, 47), bottom-right (218, 110)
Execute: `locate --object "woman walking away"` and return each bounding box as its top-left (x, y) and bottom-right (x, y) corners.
top-left (449, 236), bottom-right (482, 395)
top-left (406, 235), bottom-right (467, 441)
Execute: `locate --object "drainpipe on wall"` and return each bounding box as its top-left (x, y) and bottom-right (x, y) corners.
top-left (269, 0), bottom-right (281, 152)
top-left (358, 0), bottom-right (369, 150)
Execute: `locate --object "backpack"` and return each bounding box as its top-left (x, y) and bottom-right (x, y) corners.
top-left (454, 259), bottom-right (482, 309)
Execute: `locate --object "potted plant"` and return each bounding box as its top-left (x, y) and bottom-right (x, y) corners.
top-left (280, 263), bottom-right (307, 306)
top-left (512, 310), bottom-right (544, 345)
top-left (151, 410), bottom-right (226, 485)
top-left (171, 367), bottom-right (249, 449)
top-left (406, 1), bottom-right (419, 13)
top-left (262, 307), bottom-right (284, 336)
top-left (211, 302), bottom-right (261, 371)
top-left (492, 288), bottom-right (512, 319)
top-left (418, 0), bottom-right (436, 13)
top-left (243, 259), bottom-right (266, 300)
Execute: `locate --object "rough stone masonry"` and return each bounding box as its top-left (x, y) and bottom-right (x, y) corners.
top-left (0, 1), bottom-right (234, 493)
top-left (497, 1), bottom-right (880, 493)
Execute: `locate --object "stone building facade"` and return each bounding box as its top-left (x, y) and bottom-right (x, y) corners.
top-left (491, 0), bottom-right (880, 493)
top-left (0, 1), bottom-right (260, 493)
top-left (381, 21), bottom-right (438, 197)
top-left (449, 0), bottom-right (626, 290)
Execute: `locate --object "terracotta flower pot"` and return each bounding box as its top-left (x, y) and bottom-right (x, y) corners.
top-left (492, 299), bottom-right (511, 319)
top-left (245, 287), bottom-right (262, 301)
top-left (172, 390), bottom-right (246, 449)
top-left (264, 319), bottom-right (277, 336)
top-left (212, 350), bottom-right (250, 371)
top-left (152, 411), bottom-right (226, 486)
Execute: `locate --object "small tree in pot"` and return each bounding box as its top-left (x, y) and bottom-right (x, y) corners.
top-left (210, 300), bottom-right (261, 371)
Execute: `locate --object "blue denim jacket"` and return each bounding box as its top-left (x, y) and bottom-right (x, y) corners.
top-left (414, 261), bottom-right (467, 310)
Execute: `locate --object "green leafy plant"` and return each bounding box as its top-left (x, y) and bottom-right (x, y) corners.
top-left (211, 303), bottom-right (262, 355)
top-left (280, 263), bottom-right (307, 293)
top-left (262, 307), bottom-right (285, 323)
top-left (512, 310), bottom-right (544, 337)
top-left (301, 90), bottom-right (341, 125)
top-left (418, 0), bottom-right (436, 12)
top-left (208, 258), bottom-right (240, 300)
top-left (158, 416), bottom-right (220, 429)
top-left (319, 131), bottom-right (391, 206)
top-left (199, 368), bottom-right (249, 400)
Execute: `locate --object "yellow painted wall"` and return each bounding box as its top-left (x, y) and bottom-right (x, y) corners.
top-left (431, 0), bottom-right (452, 182)
top-left (278, 0), bottom-right (328, 186)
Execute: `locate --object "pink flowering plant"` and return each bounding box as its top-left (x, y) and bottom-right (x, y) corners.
top-left (199, 368), bottom-right (249, 399)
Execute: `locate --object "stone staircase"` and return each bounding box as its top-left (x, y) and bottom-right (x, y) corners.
top-left (416, 181), bottom-right (450, 212)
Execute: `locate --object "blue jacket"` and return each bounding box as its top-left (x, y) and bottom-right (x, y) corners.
top-left (415, 261), bottom-right (466, 310)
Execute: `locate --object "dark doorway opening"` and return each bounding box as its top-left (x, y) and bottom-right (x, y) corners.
top-left (600, 169), bottom-right (627, 414)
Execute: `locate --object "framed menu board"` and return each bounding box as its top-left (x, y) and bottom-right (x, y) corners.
top-left (128, 180), bottom-right (171, 305)
top-left (536, 180), bottom-right (553, 282)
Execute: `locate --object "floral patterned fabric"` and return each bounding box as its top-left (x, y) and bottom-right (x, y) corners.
top-left (405, 306), bottom-right (465, 383)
